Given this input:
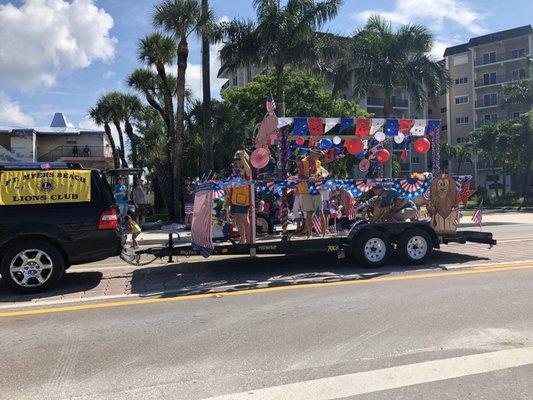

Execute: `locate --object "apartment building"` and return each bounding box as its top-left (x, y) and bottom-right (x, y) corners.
top-left (443, 25), bottom-right (532, 191)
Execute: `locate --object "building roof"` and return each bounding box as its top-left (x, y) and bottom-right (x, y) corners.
top-left (444, 24), bottom-right (532, 57)
top-left (50, 112), bottom-right (75, 128)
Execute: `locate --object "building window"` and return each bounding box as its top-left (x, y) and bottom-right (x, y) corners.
top-left (483, 93), bottom-right (498, 106)
top-left (232, 76), bottom-right (238, 86)
top-left (428, 109), bottom-right (432, 115)
top-left (412, 156), bottom-right (420, 163)
top-left (456, 137), bottom-right (467, 144)
top-left (453, 54), bottom-right (468, 66)
top-left (487, 174), bottom-right (500, 181)
top-left (441, 124), bottom-right (448, 131)
top-left (511, 69), bottom-right (526, 79)
top-left (455, 95), bottom-right (469, 105)
top-left (483, 72), bottom-right (497, 85)
top-left (66, 139), bottom-right (77, 144)
top-left (454, 77), bottom-right (468, 85)
top-left (513, 112), bottom-right (521, 118)
top-left (482, 51), bottom-right (496, 64)
top-left (440, 107), bottom-right (447, 113)
top-left (484, 113), bottom-right (498, 122)
top-left (456, 116), bottom-right (469, 124)
top-left (511, 48), bottom-right (526, 59)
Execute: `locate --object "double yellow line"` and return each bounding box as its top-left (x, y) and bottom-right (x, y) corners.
top-left (1, 261), bottom-right (532, 318)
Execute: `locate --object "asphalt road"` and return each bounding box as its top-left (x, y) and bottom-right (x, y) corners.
top-left (1, 263), bottom-right (532, 400)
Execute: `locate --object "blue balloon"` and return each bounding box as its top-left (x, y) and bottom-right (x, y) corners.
top-left (320, 138), bottom-right (333, 150)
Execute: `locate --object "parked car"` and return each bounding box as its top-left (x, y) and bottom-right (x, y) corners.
top-left (0, 162), bottom-right (123, 293)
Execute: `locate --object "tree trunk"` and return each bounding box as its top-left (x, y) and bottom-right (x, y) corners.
top-left (201, 0), bottom-right (214, 174)
top-left (174, 38), bottom-right (188, 222)
top-left (275, 64), bottom-right (285, 117)
top-left (124, 119), bottom-right (138, 168)
top-left (502, 170), bottom-right (507, 196)
top-left (113, 120), bottom-right (128, 167)
top-left (491, 163), bottom-right (499, 197)
top-left (104, 122), bottom-right (120, 169)
top-left (383, 95), bottom-right (394, 178)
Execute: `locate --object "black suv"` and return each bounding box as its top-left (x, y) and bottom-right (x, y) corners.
top-left (0, 162), bottom-right (122, 293)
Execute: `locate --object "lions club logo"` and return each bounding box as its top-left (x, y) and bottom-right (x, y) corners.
top-left (40, 180), bottom-right (54, 191)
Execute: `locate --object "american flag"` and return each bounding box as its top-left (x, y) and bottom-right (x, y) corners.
top-left (344, 192), bottom-right (356, 220)
top-left (414, 207), bottom-right (420, 221)
top-left (191, 189), bottom-right (214, 257)
top-left (471, 200), bottom-right (483, 228)
top-left (266, 93), bottom-right (276, 114)
top-left (312, 214), bottom-right (322, 234)
top-left (454, 208), bottom-right (463, 226)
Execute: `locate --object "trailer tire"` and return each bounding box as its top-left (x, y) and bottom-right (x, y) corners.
top-left (354, 230), bottom-right (391, 267)
top-left (256, 212), bottom-right (274, 234)
top-left (397, 228), bottom-right (432, 265)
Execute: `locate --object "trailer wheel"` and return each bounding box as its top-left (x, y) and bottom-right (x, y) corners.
top-left (397, 228), bottom-right (432, 265)
top-left (354, 230), bottom-right (391, 267)
top-left (256, 212), bottom-right (274, 234)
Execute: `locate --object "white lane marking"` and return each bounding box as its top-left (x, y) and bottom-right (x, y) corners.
top-left (203, 347), bottom-right (533, 400)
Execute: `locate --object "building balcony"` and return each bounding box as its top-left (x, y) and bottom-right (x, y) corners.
top-left (366, 97), bottom-right (409, 108)
top-left (474, 72), bottom-right (530, 87)
top-left (39, 146), bottom-right (112, 162)
top-left (475, 117), bottom-right (506, 128)
top-left (474, 50), bottom-right (529, 67)
top-left (475, 98), bottom-right (501, 109)
top-left (220, 80), bottom-right (230, 92)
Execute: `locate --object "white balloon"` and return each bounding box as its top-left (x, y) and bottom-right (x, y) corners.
top-left (394, 132), bottom-right (405, 144)
top-left (333, 136), bottom-right (342, 145)
top-left (374, 131), bottom-right (386, 142)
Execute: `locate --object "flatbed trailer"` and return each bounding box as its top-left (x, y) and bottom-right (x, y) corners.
top-left (124, 221), bottom-right (496, 267)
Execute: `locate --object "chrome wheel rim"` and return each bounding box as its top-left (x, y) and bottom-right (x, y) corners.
top-left (256, 217), bottom-right (269, 233)
top-left (406, 235), bottom-right (428, 260)
top-left (9, 249), bottom-right (54, 288)
top-left (364, 237), bottom-right (386, 262)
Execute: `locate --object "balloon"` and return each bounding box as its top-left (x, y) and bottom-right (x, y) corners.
top-left (414, 137), bottom-right (431, 153)
top-left (251, 148), bottom-right (270, 169)
top-left (332, 136), bottom-right (342, 145)
top-left (375, 149), bottom-right (390, 164)
top-left (320, 138), bottom-right (333, 150)
top-left (345, 138), bottom-right (364, 155)
top-left (295, 136), bottom-right (305, 146)
top-left (374, 131), bottom-right (386, 142)
top-left (393, 132), bottom-right (405, 144)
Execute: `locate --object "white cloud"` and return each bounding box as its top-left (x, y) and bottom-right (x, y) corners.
top-left (352, 0), bottom-right (488, 35)
top-left (0, 0), bottom-right (117, 91)
top-left (186, 43), bottom-right (227, 100)
top-left (431, 39), bottom-right (457, 59)
top-left (0, 92), bottom-right (35, 126)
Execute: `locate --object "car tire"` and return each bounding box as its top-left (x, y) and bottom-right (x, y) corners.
top-left (397, 228), bottom-right (432, 265)
top-left (354, 230), bottom-right (391, 267)
top-left (256, 212), bottom-right (274, 234)
top-left (0, 240), bottom-right (65, 293)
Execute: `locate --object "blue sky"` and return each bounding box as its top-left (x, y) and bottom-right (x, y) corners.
top-left (0, 0), bottom-right (531, 128)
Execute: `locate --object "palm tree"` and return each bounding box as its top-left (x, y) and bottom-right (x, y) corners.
top-left (120, 94), bottom-right (143, 168)
top-left (215, 0), bottom-right (342, 116)
top-left (351, 15), bottom-right (450, 177)
top-left (89, 99), bottom-right (120, 169)
top-left (154, 0), bottom-right (202, 221)
top-left (101, 92), bottom-right (129, 167)
top-left (200, 0), bottom-right (214, 173)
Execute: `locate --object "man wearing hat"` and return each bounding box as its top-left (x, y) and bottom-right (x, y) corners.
top-left (298, 149), bottom-right (328, 237)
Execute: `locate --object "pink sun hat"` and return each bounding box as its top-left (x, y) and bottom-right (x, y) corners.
top-left (250, 148), bottom-right (270, 169)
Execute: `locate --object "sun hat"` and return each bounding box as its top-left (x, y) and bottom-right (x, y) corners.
top-left (250, 148), bottom-right (270, 169)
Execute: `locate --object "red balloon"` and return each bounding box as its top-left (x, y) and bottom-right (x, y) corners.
top-left (345, 138), bottom-right (364, 155)
top-left (414, 137), bottom-right (431, 153)
top-left (295, 136), bottom-right (305, 146)
top-left (376, 149), bottom-right (390, 164)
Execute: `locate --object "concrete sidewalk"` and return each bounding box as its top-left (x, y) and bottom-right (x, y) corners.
top-left (137, 212), bottom-right (533, 246)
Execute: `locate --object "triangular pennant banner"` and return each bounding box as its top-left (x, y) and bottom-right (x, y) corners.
top-left (339, 117), bottom-right (354, 133)
top-left (384, 119), bottom-right (399, 137)
top-left (324, 118), bottom-right (340, 133)
top-left (277, 117), bottom-right (293, 128)
top-left (355, 118), bottom-right (371, 136)
top-left (293, 117), bottom-right (308, 135)
top-left (370, 118), bottom-right (385, 135)
top-left (410, 119), bottom-right (427, 136)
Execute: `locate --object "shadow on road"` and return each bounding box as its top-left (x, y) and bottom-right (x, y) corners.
top-left (0, 271), bottom-right (103, 302)
top-left (129, 249), bottom-right (489, 298)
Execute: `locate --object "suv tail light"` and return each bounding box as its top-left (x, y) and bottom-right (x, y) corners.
top-left (98, 209), bottom-right (119, 230)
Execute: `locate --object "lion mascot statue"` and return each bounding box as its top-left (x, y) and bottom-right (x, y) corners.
top-left (428, 173), bottom-right (457, 234)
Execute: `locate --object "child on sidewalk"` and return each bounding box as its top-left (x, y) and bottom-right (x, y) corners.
top-left (124, 215), bottom-right (141, 249)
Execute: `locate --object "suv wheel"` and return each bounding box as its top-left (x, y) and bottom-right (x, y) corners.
top-left (1, 241), bottom-right (65, 293)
